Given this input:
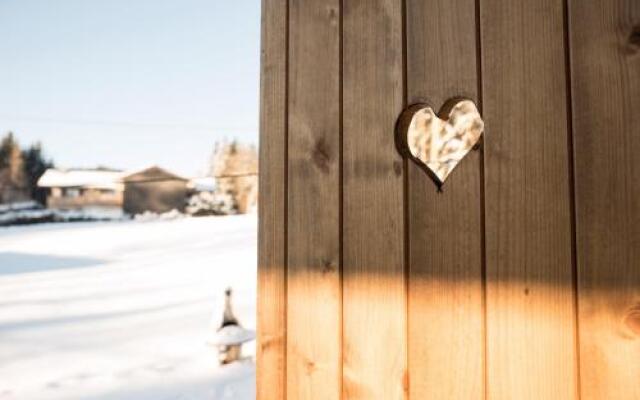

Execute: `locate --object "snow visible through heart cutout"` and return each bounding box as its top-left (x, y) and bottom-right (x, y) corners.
top-left (396, 99), bottom-right (484, 187)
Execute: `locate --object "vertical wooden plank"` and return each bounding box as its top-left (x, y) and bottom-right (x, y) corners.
top-left (480, 0), bottom-right (579, 399)
top-left (405, 1), bottom-right (484, 399)
top-left (342, 1), bottom-right (406, 399)
top-left (258, 0), bottom-right (287, 398)
top-left (570, 1), bottom-right (640, 398)
top-left (287, 0), bottom-right (341, 399)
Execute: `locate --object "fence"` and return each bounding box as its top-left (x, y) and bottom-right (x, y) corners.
top-left (258, 0), bottom-right (640, 399)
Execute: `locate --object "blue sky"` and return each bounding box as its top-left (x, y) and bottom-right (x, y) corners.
top-left (0, 0), bottom-right (261, 177)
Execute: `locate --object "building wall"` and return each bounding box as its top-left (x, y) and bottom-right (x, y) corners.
top-left (47, 188), bottom-right (123, 210)
top-left (123, 180), bottom-right (187, 215)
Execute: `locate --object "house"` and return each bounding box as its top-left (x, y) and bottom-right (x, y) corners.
top-left (38, 166), bottom-right (191, 217)
top-left (37, 168), bottom-right (124, 215)
top-left (122, 166), bottom-right (188, 215)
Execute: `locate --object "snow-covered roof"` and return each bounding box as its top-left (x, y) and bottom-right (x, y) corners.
top-left (37, 169), bottom-right (125, 191)
top-left (121, 166), bottom-right (187, 183)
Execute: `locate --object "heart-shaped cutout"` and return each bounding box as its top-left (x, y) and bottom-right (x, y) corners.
top-left (396, 99), bottom-right (484, 187)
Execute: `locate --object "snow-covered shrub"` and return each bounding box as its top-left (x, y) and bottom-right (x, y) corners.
top-left (186, 191), bottom-right (236, 216)
top-left (0, 201), bottom-right (40, 213)
top-left (0, 202), bottom-right (124, 226)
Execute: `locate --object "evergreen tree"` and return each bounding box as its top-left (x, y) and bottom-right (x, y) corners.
top-left (22, 142), bottom-right (53, 204)
top-left (0, 132), bottom-right (28, 203)
top-left (0, 132), bottom-right (18, 169)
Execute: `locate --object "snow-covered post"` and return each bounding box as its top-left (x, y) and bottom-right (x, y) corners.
top-left (211, 288), bottom-right (255, 365)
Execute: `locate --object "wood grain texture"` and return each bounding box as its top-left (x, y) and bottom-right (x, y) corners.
top-left (342, 1), bottom-right (406, 399)
top-left (287, 1), bottom-right (341, 399)
top-left (405, 0), bottom-right (484, 398)
top-left (570, 0), bottom-right (640, 398)
top-left (257, 0), bottom-right (287, 398)
top-left (480, 0), bottom-right (578, 398)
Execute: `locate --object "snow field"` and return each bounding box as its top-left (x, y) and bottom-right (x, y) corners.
top-left (0, 215), bottom-right (257, 400)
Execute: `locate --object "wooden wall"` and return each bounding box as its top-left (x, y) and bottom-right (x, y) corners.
top-left (258, 0), bottom-right (640, 399)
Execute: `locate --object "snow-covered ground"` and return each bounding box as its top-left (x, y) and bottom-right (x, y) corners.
top-left (0, 215), bottom-right (257, 400)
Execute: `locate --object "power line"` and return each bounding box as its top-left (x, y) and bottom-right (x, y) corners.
top-left (0, 114), bottom-right (258, 132)
top-left (211, 172), bottom-right (258, 179)
top-left (122, 172), bottom-right (258, 184)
